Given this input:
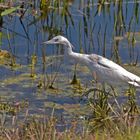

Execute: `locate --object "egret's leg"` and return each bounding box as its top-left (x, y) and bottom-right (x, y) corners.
top-left (92, 71), bottom-right (98, 83)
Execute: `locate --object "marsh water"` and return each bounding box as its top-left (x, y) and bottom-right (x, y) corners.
top-left (0, 0), bottom-right (140, 127)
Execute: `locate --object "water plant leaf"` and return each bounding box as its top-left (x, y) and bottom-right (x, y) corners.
top-left (1, 6), bottom-right (20, 16)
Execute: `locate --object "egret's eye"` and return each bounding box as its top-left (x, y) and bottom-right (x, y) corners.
top-left (54, 38), bottom-right (59, 42)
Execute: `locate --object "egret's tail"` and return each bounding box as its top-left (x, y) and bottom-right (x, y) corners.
top-left (128, 73), bottom-right (140, 88)
top-left (128, 81), bottom-right (140, 87)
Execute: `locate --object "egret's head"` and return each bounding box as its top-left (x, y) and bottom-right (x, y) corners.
top-left (42, 35), bottom-right (74, 50)
top-left (43, 35), bottom-right (68, 45)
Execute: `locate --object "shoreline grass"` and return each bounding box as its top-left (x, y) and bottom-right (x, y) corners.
top-left (0, 86), bottom-right (140, 140)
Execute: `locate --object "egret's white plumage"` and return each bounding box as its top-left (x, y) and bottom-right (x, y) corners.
top-left (43, 35), bottom-right (140, 87)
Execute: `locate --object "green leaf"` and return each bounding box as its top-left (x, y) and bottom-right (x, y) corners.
top-left (1, 6), bottom-right (20, 16)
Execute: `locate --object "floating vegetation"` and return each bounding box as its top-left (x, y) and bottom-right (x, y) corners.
top-left (0, 49), bottom-right (11, 59)
top-left (0, 100), bottom-right (28, 116)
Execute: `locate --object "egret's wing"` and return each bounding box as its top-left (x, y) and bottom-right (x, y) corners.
top-left (88, 54), bottom-right (123, 70)
top-left (88, 54), bottom-right (140, 87)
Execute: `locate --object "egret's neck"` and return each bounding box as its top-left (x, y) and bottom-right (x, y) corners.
top-left (64, 41), bottom-right (73, 55)
top-left (66, 51), bottom-right (89, 65)
top-left (64, 41), bottom-right (89, 65)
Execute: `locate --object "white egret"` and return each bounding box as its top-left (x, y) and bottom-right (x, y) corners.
top-left (43, 35), bottom-right (140, 87)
